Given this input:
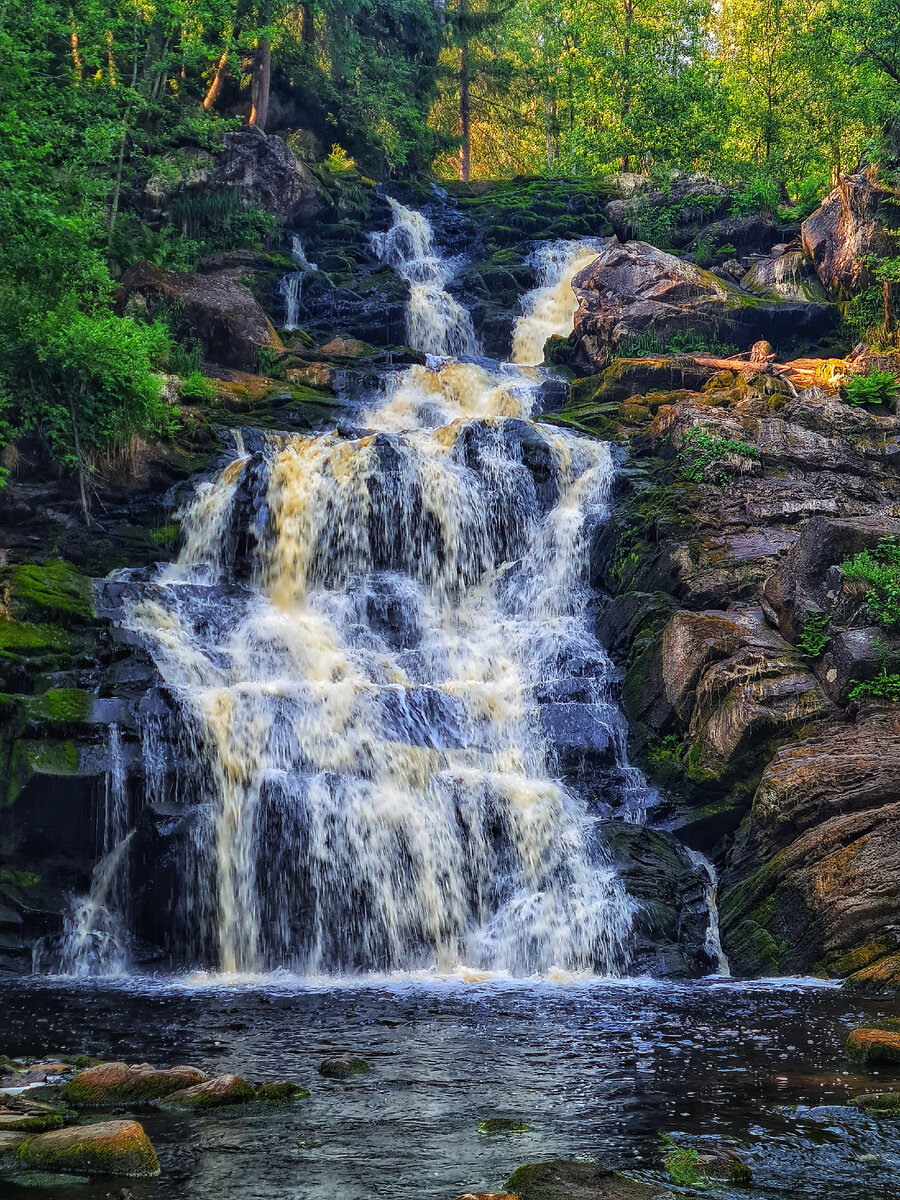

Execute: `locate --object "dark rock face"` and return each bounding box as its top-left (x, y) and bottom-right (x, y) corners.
top-left (571, 240), bottom-right (839, 366)
top-left (801, 171), bottom-right (899, 295)
top-left (740, 249), bottom-right (826, 302)
top-left (210, 127), bottom-right (324, 225)
top-left (117, 261), bottom-right (279, 369)
top-left (605, 172), bottom-right (732, 246)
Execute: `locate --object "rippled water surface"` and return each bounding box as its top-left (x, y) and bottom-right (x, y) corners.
top-left (1, 978), bottom-right (898, 1199)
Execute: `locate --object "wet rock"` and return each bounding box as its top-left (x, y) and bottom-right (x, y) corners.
top-left (0, 1131), bottom-right (27, 1158)
top-left (255, 1081), bottom-right (311, 1102)
top-left (506, 1161), bottom-right (679, 1200)
top-left (801, 170), bottom-right (899, 295)
top-left (14, 1119), bottom-right (159, 1178)
top-left (741, 251), bottom-right (826, 302)
top-left (117, 262), bottom-right (280, 370)
top-left (0, 1113), bottom-right (65, 1132)
top-left (161, 1073), bottom-right (256, 1110)
top-left (849, 1092), bottom-right (900, 1112)
top-left (318, 1055), bottom-right (371, 1079)
top-left (477, 1118), bottom-right (533, 1135)
top-left (457, 1194), bottom-right (521, 1200)
top-left (572, 240), bottom-right (838, 367)
top-left (845, 1028), bottom-right (900, 1066)
top-left (63, 1061), bottom-right (207, 1106)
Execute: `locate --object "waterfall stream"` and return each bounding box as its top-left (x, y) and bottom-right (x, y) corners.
top-left (55, 206), bottom-right (724, 981)
top-left (279, 235), bottom-right (317, 331)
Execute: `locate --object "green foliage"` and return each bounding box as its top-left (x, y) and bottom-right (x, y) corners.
top-left (797, 611), bottom-right (832, 658)
top-left (849, 666), bottom-right (900, 702)
top-left (843, 368), bottom-right (900, 407)
top-left (324, 145), bottom-right (357, 173)
top-left (660, 1134), bottom-right (706, 1187)
top-left (845, 286), bottom-right (890, 342)
top-left (730, 174), bottom-right (781, 217)
top-left (678, 424), bottom-right (761, 485)
top-left (842, 538), bottom-right (900, 628)
top-left (614, 331), bottom-right (739, 358)
top-left (180, 372), bottom-right (218, 403)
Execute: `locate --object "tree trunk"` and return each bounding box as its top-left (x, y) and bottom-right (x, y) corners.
top-left (458, 0), bottom-right (471, 183)
top-left (203, 48), bottom-right (230, 109)
top-left (68, 398), bottom-right (92, 526)
top-left (301, 3), bottom-right (315, 47)
top-left (69, 12), bottom-right (83, 81)
top-left (108, 124), bottom-right (127, 244)
top-left (249, 0), bottom-right (272, 130)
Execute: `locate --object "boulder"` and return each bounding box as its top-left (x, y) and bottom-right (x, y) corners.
top-left (741, 250), bottom-right (827, 302)
top-left (161, 1073), bottom-right (256, 1110)
top-left (846, 1028), bottom-right (900, 1065)
top-left (698, 216), bottom-right (791, 257)
top-left (0, 1113), bottom-right (64, 1132)
top-left (506, 1161), bottom-right (679, 1200)
top-left (571, 241), bottom-right (837, 367)
top-left (606, 173), bottom-right (731, 245)
top-left (63, 1061), bottom-right (206, 1106)
top-left (801, 171), bottom-right (899, 295)
top-left (476, 1118), bottom-right (533, 1135)
top-left (318, 1055), bottom-right (371, 1079)
top-left (849, 1091), bottom-right (900, 1112)
top-left (209, 127), bottom-right (323, 225)
top-left (14, 1119), bottom-right (159, 1177)
top-left (256, 1080), bottom-right (310, 1102)
top-left (117, 262), bottom-right (280, 370)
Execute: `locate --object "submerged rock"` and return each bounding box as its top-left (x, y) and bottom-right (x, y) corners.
top-left (850, 1092), bottom-right (900, 1112)
top-left (14, 1119), bottom-right (159, 1178)
top-left (318, 1055), bottom-right (371, 1079)
top-left (476, 1118), bottom-right (533, 1135)
top-left (845, 1028), bottom-right (900, 1065)
top-left (161, 1073), bottom-right (256, 1110)
top-left (63, 1061), bottom-right (207, 1106)
top-left (506, 1161), bottom-right (679, 1199)
top-left (256, 1081), bottom-right (311, 1102)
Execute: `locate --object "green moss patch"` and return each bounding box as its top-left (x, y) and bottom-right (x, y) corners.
top-left (2, 560), bottom-right (94, 623)
top-left (477, 1118), bottom-right (533, 1135)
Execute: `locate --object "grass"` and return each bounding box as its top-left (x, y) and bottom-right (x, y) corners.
top-left (678, 424), bottom-right (760, 485)
top-left (842, 538), bottom-right (900, 628)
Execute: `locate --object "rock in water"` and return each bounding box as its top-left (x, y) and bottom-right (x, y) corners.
top-left (849, 1092), bottom-right (900, 1112)
top-left (845, 1028), bottom-right (900, 1065)
top-left (63, 1062), bottom-right (207, 1106)
top-left (161, 1074), bottom-right (256, 1110)
top-left (506, 1161), bottom-right (679, 1199)
top-left (318, 1056), bottom-right (371, 1079)
top-left (255, 1081), bottom-right (311, 1102)
top-left (14, 1120), bottom-right (159, 1178)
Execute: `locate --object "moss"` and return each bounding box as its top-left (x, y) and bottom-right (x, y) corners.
top-left (477, 1118), bottom-right (532, 1135)
top-left (149, 523), bottom-right (180, 547)
top-left (255, 1081), bottom-right (311, 1102)
top-left (63, 1066), bottom-right (206, 1107)
top-left (0, 1115), bottom-right (64, 1133)
top-left (2, 560), bottom-right (94, 623)
top-left (14, 1121), bottom-right (160, 1178)
top-left (0, 621), bottom-right (70, 660)
top-left (845, 1027), bottom-right (900, 1065)
top-left (26, 689), bottom-right (90, 725)
top-left (7, 738), bottom-right (79, 805)
top-left (849, 1092), bottom-right (900, 1113)
top-left (164, 1077), bottom-right (257, 1109)
top-left (824, 940), bottom-right (891, 977)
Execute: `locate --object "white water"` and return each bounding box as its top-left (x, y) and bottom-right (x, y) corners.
top-left (279, 235), bottom-right (317, 330)
top-left (512, 239), bottom-right (605, 365)
top-left (370, 198), bottom-right (478, 357)
top-left (686, 848), bottom-right (731, 976)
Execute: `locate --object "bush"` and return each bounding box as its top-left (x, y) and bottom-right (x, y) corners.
top-left (843, 368), bottom-right (900, 407)
top-left (678, 424), bottom-right (760, 485)
top-left (179, 370), bottom-right (217, 403)
top-left (842, 538), bottom-right (900, 628)
top-left (731, 174), bottom-right (781, 217)
top-left (849, 667), bottom-right (900, 703)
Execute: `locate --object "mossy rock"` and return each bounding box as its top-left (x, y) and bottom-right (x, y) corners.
top-left (161, 1073), bottom-right (256, 1110)
top-left (318, 1055), bottom-right (371, 1079)
top-left (1, 560), bottom-right (94, 624)
top-left (845, 1027), bottom-right (900, 1065)
top-left (844, 952), bottom-right (900, 994)
top-left (63, 1062), bottom-right (207, 1107)
top-left (0, 1114), bottom-right (65, 1133)
top-left (14, 1119), bottom-right (159, 1178)
top-left (255, 1080), bottom-right (311, 1102)
top-left (477, 1118), bottom-right (532, 1135)
top-left (849, 1092), bottom-right (900, 1113)
top-left (506, 1160), bottom-right (683, 1200)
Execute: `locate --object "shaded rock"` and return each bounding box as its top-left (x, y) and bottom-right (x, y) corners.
top-left (741, 251), bottom-right (826, 302)
top-left (318, 1055), bottom-right (371, 1079)
top-left (0, 1130), bottom-right (27, 1158)
top-left (801, 171), bottom-right (899, 295)
top-left (14, 1119), bottom-right (159, 1178)
top-left (846, 1028), bottom-right (900, 1065)
top-left (208, 127), bottom-right (323, 225)
top-left (699, 216), bottom-right (790, 257)
top-left (572, 241), bottom-right (838, 367)
top-left (63, 1061), bottom-right (207, 1106)
top-left (117, 262), bottom-right (279, 370)
top-left (506, 1160), bottom-right (679, 1200)
top-left (255, 1081), bottom-right (310, 1102)
top-left (606, 173), bottom-right (731, 245)
top-left (161, 1073), bottom-right (255, 1110)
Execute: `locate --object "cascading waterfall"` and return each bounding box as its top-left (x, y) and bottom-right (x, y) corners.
top-left (686, 849), bottom-right (731, 976)
top-left (279, 235), bottom-right (317, 331)
top-left (369, 197), bottom-right (477, 357)
top-left (512, 239), bottom-right (606, 366)
top-left (57, 203), bottom-right (727, 981)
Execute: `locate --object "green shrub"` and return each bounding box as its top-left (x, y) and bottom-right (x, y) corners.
top-left (842, 538), bottom-right (900, 628)
top-left (678, 424), bottom-right (760, 485)
top-left (843, 368), bottom-right (900, 407)
top-left (844, 286), bottom-right (887, 343)
top-left (797, 611), bottom-right (832, 658)
top-left (731, 174), bottom-right (781, 217)
top-left (179, 371), bottom-right (217, 403)
top-left (613, 330), bottom-right (738, 359)
top-left (849, 666), bottom-right (900, 703)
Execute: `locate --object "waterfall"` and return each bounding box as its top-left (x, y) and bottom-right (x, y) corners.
top-left (686, 848), bottom-right (731, 976)
top-left (41, 726), bottom-right (132, 977)
top-left (370, 197), bottom-right (478, 357)
top-left (511, 240), bottom-right (605, 366)
top-left (279, 235), bottom-right (317, 331)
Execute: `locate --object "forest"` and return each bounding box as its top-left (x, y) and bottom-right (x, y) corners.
top-left (3, 0), bottom-right (900, 481)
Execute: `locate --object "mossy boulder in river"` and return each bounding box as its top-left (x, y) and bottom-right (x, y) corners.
top-left (506, 1161), bottom-right (680, 1199)
top-left (318, 1055), bottom-right (371, 1079)
top-left (845, 1028), bottom-right (900, 1065)
top-left (161, 1073), bottom-right (256, 1110)
top-left (850, 1092), bottom-right (900, 1113)
top-left (14, 1119), bottom-right (159, 1177)
top-left (63, 1061), bottom-right (207, 1106)
top-left (256, 1080), bottom-right (311, 1102)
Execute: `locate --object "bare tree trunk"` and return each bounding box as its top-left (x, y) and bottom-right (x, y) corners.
top-left (249, 0), bottom-right (272, 129)
top-left (458, 0), bottom-right (471, 183)
top-left (108, 124), bottom-right (127, 244)
top-left (301, 3), bottom-right (315, 47)
top-left (203, 48), bottom-right (230, 110)
top-left (69, 12), bottom-right (83, 81)
top-left (68, 399), bottom-right (92, 526)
